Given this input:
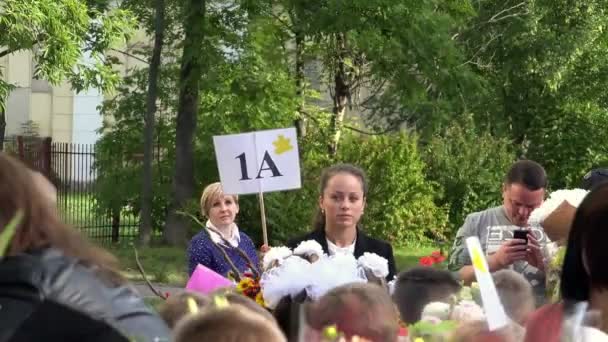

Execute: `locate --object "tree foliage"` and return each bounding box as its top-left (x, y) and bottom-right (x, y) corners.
top-left (0, 0), bottom-right (135, 109)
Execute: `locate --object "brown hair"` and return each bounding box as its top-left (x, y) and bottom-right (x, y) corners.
top-left (0, 153), bottom-right (123, 283)
top-left (504, 160), bottom-right (547, 191)
top-left (492, 270), bottom-right (534, 324)
top-left (174, 304), bottom-right (286, 342)
top-left (200, 182), bottom-right (239, 217)
top-left (306, 283), bottom-right (398, 342)
top-left (159, 291), bottom-right (212, 328)
top-left (312, 164), bottom-right (369, 231)
top-left (562, 182), bottom-right (608, 301)
top-left (208, 289), bottom-right (276, 322)
top-left (392, 267), bottom-right (461, 324)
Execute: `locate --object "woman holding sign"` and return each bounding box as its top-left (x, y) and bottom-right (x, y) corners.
top-left (187, 182), bottom-right (260, 277)
top-left (287, 164), bottom-right (397, 281)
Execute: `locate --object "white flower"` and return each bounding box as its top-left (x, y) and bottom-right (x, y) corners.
top-left (357, 252), bottom-right (389, 279)
top-left (450, 300), bottom-right (485, 322)
top-left (306, 254), bottom-right (366, 300)
top-left (421, 302), bottom-right (451, 320)
top-left (262, 246), bottom-right (293, 270)
top-left (293, 240), bottom-right (325, 258)
top-left (528, 189), bottom-right (588, 225)
top-left (261, 256), bottom-right (312, 309)
top-left (420, 315), bottom-right (443, 325)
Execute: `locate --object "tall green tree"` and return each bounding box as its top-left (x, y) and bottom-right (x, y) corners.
top-left (140, 0), bottom-right (165, 245)
top-left (0, 0), bottom-right (135, 142)
top-left (459, 0), bottom-right (608, 187)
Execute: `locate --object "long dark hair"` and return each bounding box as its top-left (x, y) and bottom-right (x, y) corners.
top-left (0, 153), bottom-right (124, 284)
top-left (560, 182), bottom-right (608, 303)
top-left (312, 163), bottom-right (369, 231)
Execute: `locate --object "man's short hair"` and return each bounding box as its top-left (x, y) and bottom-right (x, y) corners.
top-left (492, 270), bottom-right (534, 324)
top-left (505, 160), bottom-right (547, 191)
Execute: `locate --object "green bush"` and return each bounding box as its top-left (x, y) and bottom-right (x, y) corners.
top-left (338, 132), bottom-right (449, 246)
top-left (423, 117), bottom-right (515, 235)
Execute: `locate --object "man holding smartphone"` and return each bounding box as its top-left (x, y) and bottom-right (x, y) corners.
top-left (448, 160), bottom-right (548, 305)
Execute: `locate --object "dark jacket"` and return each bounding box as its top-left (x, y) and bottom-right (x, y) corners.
top-left (0, 248), bottom-right (171, 342)
top-left (287, 229), bottom-right (397, 281)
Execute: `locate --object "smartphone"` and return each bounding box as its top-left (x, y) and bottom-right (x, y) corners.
top-left (513, 229), bottom-right (529, 245)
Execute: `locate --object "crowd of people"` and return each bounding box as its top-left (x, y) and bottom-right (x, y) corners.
top-left (1, 150), bottom-right (608, 341)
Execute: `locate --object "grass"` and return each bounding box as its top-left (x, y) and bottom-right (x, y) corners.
top-left (106, 242), bottom-right (442, 287)
top-left (394, 245), bottom-right (438, 271)
top-left (107, 242), bottom-right (189, 286)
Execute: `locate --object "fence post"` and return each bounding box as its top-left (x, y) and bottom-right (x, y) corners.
top-left (17, 135), bottom-right (24, 160)
top-left (41, 137), bottom-right (52, 177)
top-left (111, 209), bottom-right (120, 243)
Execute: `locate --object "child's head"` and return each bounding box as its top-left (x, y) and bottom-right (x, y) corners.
top-left (208, 289), bottom-right (276, 322)
top-left (306, 283), bottom-right (399, 342)
top-left (392, 267), bottom-right (461, 324)
top-left (159, 291), bottom-right (211, 328)
top-left (174, 304), bottom-right (286, 342)
top-left (492, 269), bottom-right (535, 324)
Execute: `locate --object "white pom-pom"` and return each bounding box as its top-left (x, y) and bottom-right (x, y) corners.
top-left (450, 300), bottom-right (485, 322)
top-left (261, 256), bottom-right (312, 309)
top-left (421, 302), bottom-right (451, 321)
top-left (528, 189), bottom-right (588, 225)
top-left (262, 246), bottom-right (292, 270)
top-left (306, 254), bottom-right (366, 300)
top-left (357, 252), bottom-right (389, 278)
top-left (293, 240), bottom-right (325, 258)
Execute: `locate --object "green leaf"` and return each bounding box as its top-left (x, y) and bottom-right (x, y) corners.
top-left (0, 210), bottom-right (24, 258)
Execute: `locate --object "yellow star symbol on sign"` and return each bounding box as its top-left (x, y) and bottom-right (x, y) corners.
top-left (471, 247), bottom-right (488, 273)
top-left (273, 134), bottom-right (293, 155)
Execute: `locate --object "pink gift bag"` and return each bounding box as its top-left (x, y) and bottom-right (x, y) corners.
top-left (185, 264), bottom-right (234, 294)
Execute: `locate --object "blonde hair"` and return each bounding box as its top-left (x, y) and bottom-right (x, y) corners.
top-left (174, 304), bottom-right (286, 342)
top-left (492, 269), bottom-right (535, 324)
top-left (159, 291), bottom-right (212, 329)
top-left (200, 182), bottom-right (238, 217)
top-left (30, 171), bottom-right (57, 205)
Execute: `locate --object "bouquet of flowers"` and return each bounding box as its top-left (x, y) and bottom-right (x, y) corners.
top-left (528, 189), bottom-right (588, 244)
top-left (260, 240), bottom-right (390, 309)
top-left (528, 189), bottom-right (588, 302)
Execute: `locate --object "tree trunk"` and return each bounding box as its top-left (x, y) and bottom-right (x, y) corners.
top-left (294, 30), bottom-right (306, 138)
top-left (139, 0), bottom-right (165, 246)
top-left (0, 108), bottom-right (5, 151)
top-left (164, 0), bottom-right (206, 246)
top-left (329, 32), bottom-right (349, 156)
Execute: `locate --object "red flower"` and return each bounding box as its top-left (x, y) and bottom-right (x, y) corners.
top-left (419, 256), bottom-right (435, 266)
top-left (165, 292), bottom-right (170, 299)
top-left (431, 250), bottom-right (446, 263)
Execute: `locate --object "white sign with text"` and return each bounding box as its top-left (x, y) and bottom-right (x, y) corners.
top-left (213, 127), bottom-right (301, 195)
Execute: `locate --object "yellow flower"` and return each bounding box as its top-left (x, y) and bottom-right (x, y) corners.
top-left (236, 277), bottom-right (254, 292)
top-left (255, 292), bottom-right (266, 307)
top-left (323, 325), bottom-right (339, 340)
top-left (414, 338), bottom-right (425, 342)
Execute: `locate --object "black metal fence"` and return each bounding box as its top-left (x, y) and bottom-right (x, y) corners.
top-left (51, 142), bottom-right (140, 243)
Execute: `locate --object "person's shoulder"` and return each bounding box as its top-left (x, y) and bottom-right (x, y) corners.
top-left (524, 302), bottom-right (564, 341)
top-left (457, 206), bottom-right (501, 233)
top-left (238, 230), bottom-right (256, 247)
top-left (189, 229), bottom-right (212, 245)
top-left (467, 206), bottom-right (501, 221)
top-left (358, 231), bottom-right (392, 252)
